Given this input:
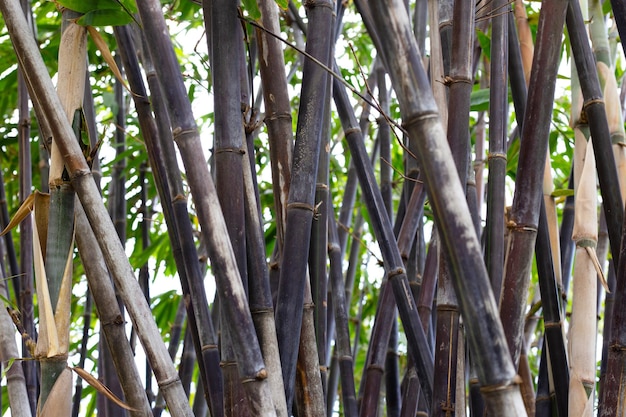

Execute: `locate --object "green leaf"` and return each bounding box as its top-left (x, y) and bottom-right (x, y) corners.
top-left (56, 0), bottom-right (122, 14)
top-left (274, 0), bottom-right (289, 10)
top-left (76, 9), bottom-right (134, 26)
top-left (240, 0), bottom-right (261, 21)
top-left (551, 188), bottom-right (575, 198)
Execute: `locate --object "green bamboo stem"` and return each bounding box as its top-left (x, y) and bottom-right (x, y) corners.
top-left (499, 0), bottom-right (568, 368)
top-left (0, 1), bottom-right (195, 412)
top-left (365, 0), bottom-right (526, 413)
top-left (74, 203), bottom-right (153, 417)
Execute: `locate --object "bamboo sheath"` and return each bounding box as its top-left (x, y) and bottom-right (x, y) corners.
top-left (0, 1), bottom-right (196, 415)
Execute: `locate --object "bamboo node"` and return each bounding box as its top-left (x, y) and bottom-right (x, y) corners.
top-left (442, 75), bottom-right (471, 86)
top-left (582, 98), bottom-right (604, 110)
top-left (611, 133), bottom-right (626, 145)
top-left (401, 112), bottom-right (439, 131)
top-left (157, 374), bottom-right (182, 390)
top-left (479, 375), bottom-right (522, 394)
top-left (574, 238), bottom-right (596, 248)
top-left (265, 111), bottom-right (292, 122)
top-left (201, 344), bottom-right (218, 352)
top-left (214, 147), bottom-right (246, 155)
top-left (344, 127), bottom-right (361, 136)
top-left (487, 152), bottom-right (507, 161)
top-left (287, 202), bottom-right (315, 212)
top-left (387, 267), bottom-right (405, 280)
top-left (505, 219), bottom-right (536, 232)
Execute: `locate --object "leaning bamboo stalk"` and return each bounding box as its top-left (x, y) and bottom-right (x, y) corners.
top-left (74, 202), bottom-right (153, 417)
top-left (332, 74), bottom-right (435, 414)
top-left (569, 138), bottom-right (601, 417)
top-left (365, 0), bottom-right (526, 413)
top-left (114, 24), bottom-right (224, 416)
top-left (0, 2), bottom-right (194, 414)
top-left (255, 0), bottom-right (294, 252)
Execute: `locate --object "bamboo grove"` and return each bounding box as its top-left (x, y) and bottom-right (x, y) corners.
top-left (2, 0), bottom-right (626, 416)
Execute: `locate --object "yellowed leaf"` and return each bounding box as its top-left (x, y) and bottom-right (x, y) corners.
top-left (0, 192), bottom-right (36, 236)
top-left (87, 26), bottom-right (132, 95)
top-left (72, 367), bottom-right (138, 411)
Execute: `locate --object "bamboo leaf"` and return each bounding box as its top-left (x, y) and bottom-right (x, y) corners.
top-left (77, 9), bottom-right (134, 26)
top-left (240, 1), bottom-right (261, 20)
top-left (39, 367), bottom-right (72, 417)
top-left (86, 26), bottom-right (132, 94)
top-left (274, 0), bottom-right (288, 10)
top-left (72, 367), bottom-right (138, 411)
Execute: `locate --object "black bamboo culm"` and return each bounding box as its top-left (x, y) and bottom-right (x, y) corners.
top-left (609, 0), bottom-right (626, 58)
top-left (485, 0), bottom-right (508, 295)
top-left (207, 0), bottom-right (251, 413)
top-left (113, 24), bottom-right (224, 416)
top-left (364, 0), bottom-right (526, 412)
top-left (566, 0), bottom-right (624, 270)
top-left (499, 0), bottom-right (568, 367)
top-left (273, 0), bottom-right (333, 410)
top-left (328, 204), bottom-right (358, 417)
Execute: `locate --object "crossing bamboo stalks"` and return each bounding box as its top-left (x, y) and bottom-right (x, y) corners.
top-left (114, 24), bottom-right (224, 416)
top-left (365, 0), bottom-right (526, 413)
top-left (534, 196), bottom-right (569, 417)
top-left (243, 135), bottom-right (289, 417)
top-left (567, 0), bottom-right (624, 270)
top-left (499, 0), bottom-right (568, 368)
top-left (0, 2), bottom-right (201, 413)
top-left (136, 2), bottom-right (275, 414)
top-left (273, 0), bottom-right (333, 409)
top-left (74, 203), bottom-right (153, 417)
top-left (332, 76), bottom-right (435, 415)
